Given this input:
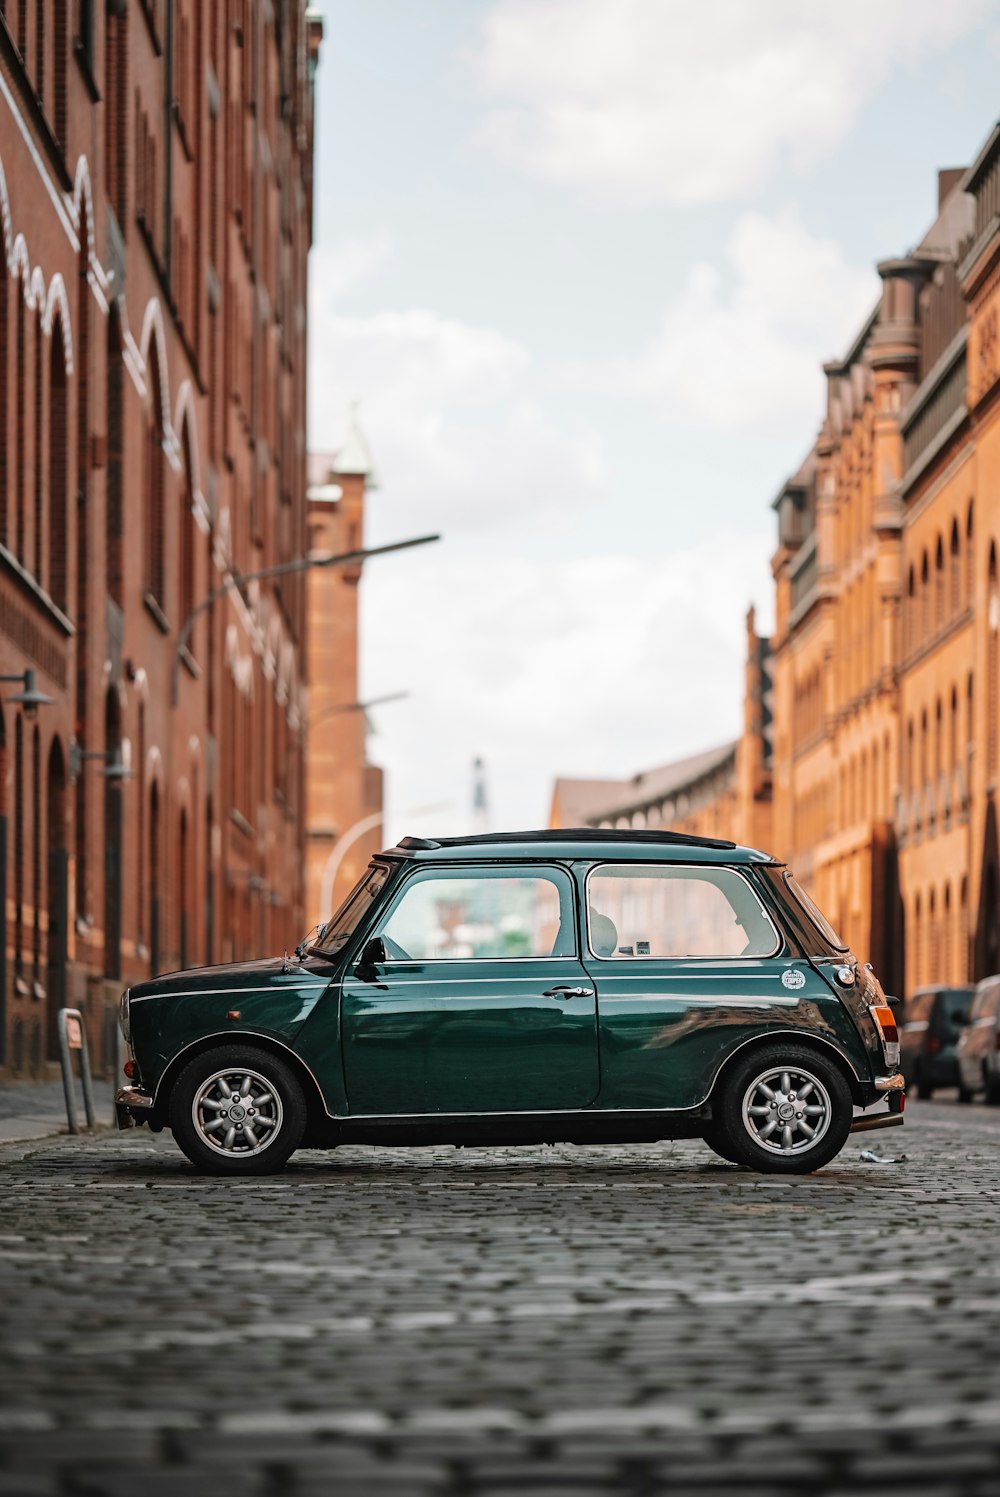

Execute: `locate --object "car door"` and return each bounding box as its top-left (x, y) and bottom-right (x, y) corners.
top-left (340, 862), bottom-right (599, 1115)
top-left (580, 860), bottom-right (834, 1110)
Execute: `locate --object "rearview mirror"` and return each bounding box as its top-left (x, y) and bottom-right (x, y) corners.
top-left (356, 935), bottom-right (387, 982)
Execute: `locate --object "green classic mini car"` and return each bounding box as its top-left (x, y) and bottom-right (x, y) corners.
top-left (116, 829), bottom-right (904, 1176)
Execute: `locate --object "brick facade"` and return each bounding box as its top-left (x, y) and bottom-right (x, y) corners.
top-left (770, 129), bottom-right (1000, 997)
top-left (0, 3), bottom-right (321, 1076)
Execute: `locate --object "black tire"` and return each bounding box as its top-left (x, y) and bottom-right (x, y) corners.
top-left (984, 1068), bottom-right (1000, 1106)
top-left (711, 1043), bottom-right (853, 1176)
top-left (168, 1045), bottom-right (307, 1176)
top-left (957, 1081), bottom-right (974, 1104)
top-left (915, 1064), bottom-right (933, 1100)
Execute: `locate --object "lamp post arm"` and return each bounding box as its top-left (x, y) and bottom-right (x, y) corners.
top-left (171, 532), bottom-right (440, 704)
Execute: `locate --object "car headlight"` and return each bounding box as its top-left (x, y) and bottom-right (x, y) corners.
top-left (118, 987), bottom-right (131, 1044)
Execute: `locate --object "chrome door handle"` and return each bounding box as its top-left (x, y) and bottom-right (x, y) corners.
top-left (543, 985), bottom-right (594, 999)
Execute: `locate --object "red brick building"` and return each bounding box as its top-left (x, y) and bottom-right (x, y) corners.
top-left (0, 3), bottom-right (322, 1077)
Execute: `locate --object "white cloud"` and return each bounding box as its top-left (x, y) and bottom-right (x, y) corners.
top-left (308, 298), bottom-right (607, 537)
top-left (360, 535), bottom-right (774, 839)
top-left (310, 235), bottom-right (393, 304)
top-left (583, 207), bottom-right (878, 434)
top-left (471, 0), bottom-right (994, 205)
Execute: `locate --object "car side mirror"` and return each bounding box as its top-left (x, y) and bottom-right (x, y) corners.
top-left (356, 935), bottom-right (387, 983)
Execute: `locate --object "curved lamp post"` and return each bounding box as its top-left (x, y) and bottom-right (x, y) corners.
top-left (170, 534), bottom-right (440, 705)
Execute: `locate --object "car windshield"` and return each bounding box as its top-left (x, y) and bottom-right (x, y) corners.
top-left (307, 865), bottom-right (390, 958)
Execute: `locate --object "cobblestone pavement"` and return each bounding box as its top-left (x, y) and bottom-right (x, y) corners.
top-left (1, 1098), bottom-right (999, 1495)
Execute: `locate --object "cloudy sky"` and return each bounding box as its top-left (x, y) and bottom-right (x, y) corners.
top-left (308, 0), bottom-right (1000, 840)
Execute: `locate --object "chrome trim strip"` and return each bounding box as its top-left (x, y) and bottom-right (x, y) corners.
top-left (129, 983), bottom-right (330, 1005)
top-left (874, 1073), bottom-right (905, 1092)
top-left (583, 862), bottom-right (782, 962)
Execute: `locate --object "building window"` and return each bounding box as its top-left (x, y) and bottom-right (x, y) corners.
top-left (32, 305), bottom-right (44, 582)
top-left (144, 361), bottom-right (167, 608)
top-left (14, 717), bottom-right (23, 976)
top-left (179, 433), bottom-right (196, 650)
top-left (48, 317), bottom-right (68, 612)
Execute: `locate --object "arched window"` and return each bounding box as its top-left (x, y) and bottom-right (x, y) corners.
top-left (914, 894), bottom-right (923, 987)
top-left (929, 888), bottom-right (938, 981)
top-left (179, 429), bottom-right (197, 653)
top-left (75, 224), bottom-right (91, 927)
top-left (907, 565), bottom-right (915, 654)
top-left (144, 356), bottom-right (167, 608)
top-left (45, 738), bottom-right (67, 1054)
top-left (935, 535), bottom-right (945, 631)
top-left (14, 716), bottom-right (23, 978)
top-left (967, 501), bottom-right (975, 607)
top-left (53, 0), bottom-right (67, 148)
top-left (14, 265), bottom-right (26, 562)
top-left (0, 207), bottom-right (7, 546)
top-left (950, 686), bottom-right (959, 773)
top-left (178, 808), bottom-right (189, 972)
top-left (920, 708), bottom-right (929, 789)
top-left (989, 545), bottom-right (998, 777)
top-left (921, 550), bottom-right (930, 643)
top-left (149, 779), bottom-right (161, 976)
top-left (31, 724), bottom-right (41, 984)
top-left (106, 310), bottom-right (124, 606)
top-left (48, 314), bottom-right (68, 611)
top-left (906, 719), bottom-right (914, 794)
top-left (950, 519), bottom-right (961, 615)
top-left (934, 698), bottom-right (943, 784)
top-left (102, 688), bottom-right (122, 979)
top-left (960, 876), bottom-right (969, 981)
top-left (32, 300), bottom-right (44, 581)
top-left (943, 884), bottom-right (952, 983)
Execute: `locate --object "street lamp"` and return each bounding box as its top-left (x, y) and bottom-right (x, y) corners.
top-left (306, 690), bottom-right (410, 733)
top-left (68, 740), bottom-right (133, 783)
top-left (171, 533), bottom-right (440, 704)
top-left (1, 668), bottom-right (55, 718)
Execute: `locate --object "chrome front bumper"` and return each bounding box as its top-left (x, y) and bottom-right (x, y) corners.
top-left (115, 1086), bottom-right (154, 1130)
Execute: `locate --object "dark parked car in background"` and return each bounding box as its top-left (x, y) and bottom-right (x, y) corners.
top-left (956, 976), bottom-right (1000, 1104)
top-left (899, 985), bottom-right (975, 1098)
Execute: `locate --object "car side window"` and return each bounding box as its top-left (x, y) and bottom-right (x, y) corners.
top-left (376, 866), bottom-right (576, 961)
top-left (586, 864), bottom-right (778, 960)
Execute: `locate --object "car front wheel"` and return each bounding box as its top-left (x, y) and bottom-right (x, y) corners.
top-left (168, 1045), bottom-right (307, 1175)
top-left (711, 1044), bottom-right (853, 1175)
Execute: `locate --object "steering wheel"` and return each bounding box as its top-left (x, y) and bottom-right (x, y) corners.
top-left (381, 933), bottom-right (412, 961)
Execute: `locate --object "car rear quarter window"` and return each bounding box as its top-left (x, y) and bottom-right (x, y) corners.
top-left (586, 864), bottom-right (779, 960)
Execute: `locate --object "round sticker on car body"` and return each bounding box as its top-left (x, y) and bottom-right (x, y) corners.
top-left (781, 968), bottom-right (806, 990)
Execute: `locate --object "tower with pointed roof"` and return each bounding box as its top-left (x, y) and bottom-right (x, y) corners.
top-left (304, 407), bottom-right (384, 920)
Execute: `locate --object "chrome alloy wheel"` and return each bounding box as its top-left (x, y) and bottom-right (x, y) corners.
top-left (741, 1065), bottom-right (832, 1155)
top-left (191, 1068), bottom-right (284, 1155)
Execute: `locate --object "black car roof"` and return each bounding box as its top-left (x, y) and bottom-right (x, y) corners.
top-left (381, 828), bottom-right (775, 865)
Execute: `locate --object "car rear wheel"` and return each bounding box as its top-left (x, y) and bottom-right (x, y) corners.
top-left (168, 1045), bottom-right (307, 1175)
top-left (984, 1066), bottom-right (1000, 1106)
top-left (711, 1044), bottom-right (853, 1175)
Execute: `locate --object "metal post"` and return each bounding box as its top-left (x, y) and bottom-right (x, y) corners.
top-left (57, 1007), bottom-right (96, 1134)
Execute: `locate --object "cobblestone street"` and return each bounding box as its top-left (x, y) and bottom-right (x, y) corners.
top-left (1, 1099), bottom-right (999, 1495)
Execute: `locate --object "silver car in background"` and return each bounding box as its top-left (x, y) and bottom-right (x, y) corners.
top-left (956, 975), bottom-right (1000, 1104)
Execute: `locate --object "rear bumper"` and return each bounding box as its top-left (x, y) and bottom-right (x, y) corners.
top-left (851, 1073), bottom-right (905, 1133)
top-left (115, 1086), bottom-right (154, 1130)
